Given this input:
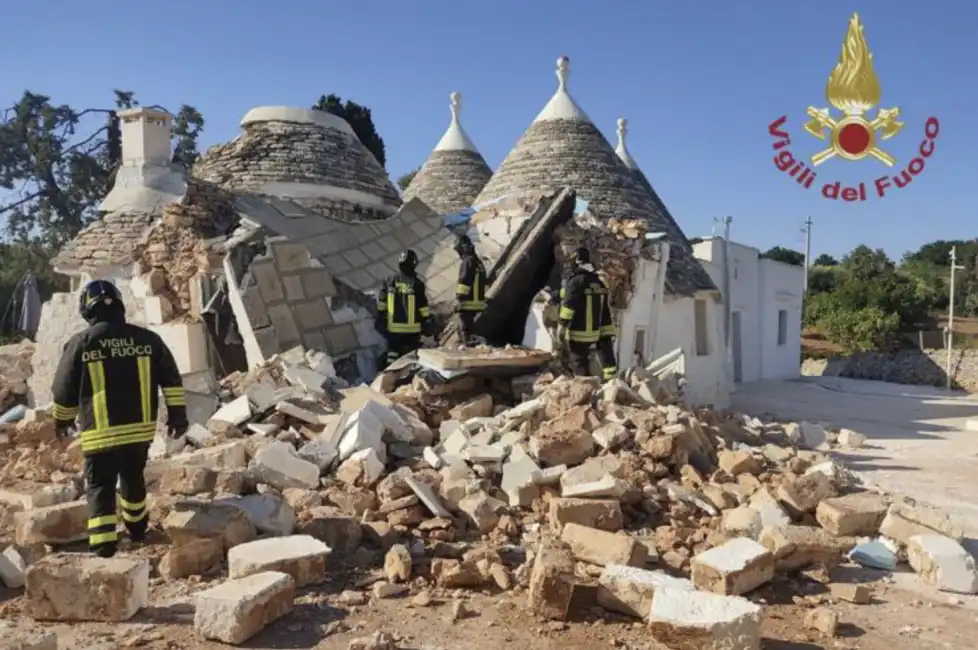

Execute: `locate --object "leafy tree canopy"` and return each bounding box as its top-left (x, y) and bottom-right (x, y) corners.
top-left (312, 94), bottom-right (386, 169)
top-left (760, 246), bottom-right (805, 266)
top-left (813, 253), bottom-right (838, 266)
top-left (397, 167), bottom-right (419, 191)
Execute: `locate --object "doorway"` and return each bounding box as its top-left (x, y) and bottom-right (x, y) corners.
top-left (731, 311), bottom-right (743, 383)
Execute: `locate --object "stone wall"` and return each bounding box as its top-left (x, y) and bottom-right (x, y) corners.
top-left (226, 236), bottom-right (383, 382)
top-left (801, 348), bottom-right (978, 392)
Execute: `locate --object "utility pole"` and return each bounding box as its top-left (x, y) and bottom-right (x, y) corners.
top-left (946, 246), bottom-right (966, 389)
top-left (802, 216), bottom-right (813, 294)
top-left (713, 216), bottom-right (733, 346)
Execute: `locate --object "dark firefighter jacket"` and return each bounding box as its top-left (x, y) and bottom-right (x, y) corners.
top-left (456, 253), bottom-right (487, 312)
top-left (376, 272), bottom-right (432, 334)
top-left (559, 265), bottom-right (617, 343)
top-left (51, 321), bottom-right (188, 455)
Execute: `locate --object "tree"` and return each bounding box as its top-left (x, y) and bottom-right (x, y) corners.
top-left (312, 94), bottom-right (386, 169)
top-left (171, 105), bottom-right (205, 168)
top-left (813, 253), bottom-right (838, 266)
top-left (903, 239), bottom-right (978, 268)
top-left (0, 90), bottom-right (205, 248)
top-left (760, 246), bottom-right (805, 266)
top-left (840, 245), bottom-right (894, 281)
top-left (397, 168), bottom-right (419, 191)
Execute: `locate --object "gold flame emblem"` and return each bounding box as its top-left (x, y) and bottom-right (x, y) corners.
top-left (803, 13), bottom-right (904, 166)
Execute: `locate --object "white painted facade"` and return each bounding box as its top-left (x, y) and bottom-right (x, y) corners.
top-left (521, 240), bottom-right (732, 409)
top-left (691, 237), bottom-right (803, 383)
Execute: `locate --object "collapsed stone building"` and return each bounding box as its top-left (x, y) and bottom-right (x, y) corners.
top-left (27, 54), bottom-right (730, 415)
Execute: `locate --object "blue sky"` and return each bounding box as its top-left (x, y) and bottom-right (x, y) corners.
top-left (4, 1), bottom-right (975, 260)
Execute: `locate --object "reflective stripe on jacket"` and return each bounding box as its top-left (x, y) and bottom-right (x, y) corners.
top-left (376, 273), bottom-right (432, 334)
top-left (456, 254), bottom-right (487, 312)
top-left (559, 267), bottom-right (617, 343)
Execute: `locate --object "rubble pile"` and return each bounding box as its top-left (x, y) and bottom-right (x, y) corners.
top-left (554, 214), bottom-right (656, 309)
top-left (133, 180), bottom-right (239, 321)
top-left (0, 346), bottom-right (974, 648)
top-left (0, 340), bottom-right (34, 413)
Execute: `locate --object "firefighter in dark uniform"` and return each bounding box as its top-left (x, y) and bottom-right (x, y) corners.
top-left (50, 280), bottom-right (188, 557)
top-left (375, 249), bottom-right (434, 368)
top-left (453, 234), bottom-right (487, 344)
top-left (558, 246), bottom-right (618, 380)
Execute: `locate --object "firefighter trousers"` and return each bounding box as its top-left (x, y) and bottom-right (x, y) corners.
top-left (84, 442), bottom-right (150, 557)
top-left (457, 310), bottom-right (479, 344)
top-left (568, 337), bottom-right (618, 380)
top-left (379, 332), bottom-right (421, 370)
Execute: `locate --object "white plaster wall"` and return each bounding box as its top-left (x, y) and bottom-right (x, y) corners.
top-left (758, 259), bottom-right (804, 380)
top-left (617, 255), bottom-right (668, 368)
top-left (655, 294), bottom-right (730, 409)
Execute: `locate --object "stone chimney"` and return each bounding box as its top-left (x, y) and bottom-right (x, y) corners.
top-left (118, 107), bottom-right (173, 167)
top-left (99, 107), bottom-right (187, 213)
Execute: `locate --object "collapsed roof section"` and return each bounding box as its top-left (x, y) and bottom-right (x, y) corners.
top-left (193, 106), bottom-right (402, 222)
top-left (402, 93), bottom-right (492, 215)
top-left (472, 57), bottom-right (716, 297)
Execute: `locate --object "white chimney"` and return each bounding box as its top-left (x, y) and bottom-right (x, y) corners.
top-left (99, 106), bottom-right (187, 213)
top-left (118, 107), bottom-right (173, 167)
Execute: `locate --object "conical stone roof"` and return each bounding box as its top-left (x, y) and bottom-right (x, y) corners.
top-left (473, 57), bottom-right (715, 296)
top-left (193, 106), bottom-right (401, 222)
top-left (403, 92), bottom-right (492, 215)
top-left (614, 118), bottom-right (717, 293)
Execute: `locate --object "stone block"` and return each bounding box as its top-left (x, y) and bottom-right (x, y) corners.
top-left (25, 554), bottom-right (149, 622)
top-left (596, 564), bottom-right (693, 619)
top-left (549, 497), bottom-right (623, 533)
top-left (194, 571), bottom-right (296, 645)
top-left (748, 488), bottom-right (792, 530)
top-left (251, 260), bottom-right (284, 303)
top-left (501, 452), bottom-right (541, 507)
top-left (561, 474), bottom-right (629, 499)
top-left (272, 241), bottom-right (312, 273)
top-left (882, 500), bottom-right (964, 543)
top-left (209, 395), bottom-right (252, 426)
top-left (15, 499), bottom-right (87, 546)
top-left (228, 535), bottom-right (330, 587)
top-left (297, 439), bottom-right (338, 472)
top-left (691, 537), bottom-right (775, 595)
top-left (458, 492), bottom-right (506, 533)
top-left (648, 587), bottom-right (762, 650)
top-left (250, 441), bottom-right (320, 491)
top-left (293, 299), bottom-right (333, 331)
top-left (0, 484), bottom-right (78, 511)
top-left (0, 545), bottom-right (27, 588)
top-left (721, 507), bottom-right (762, 539)
top-left (163, 500), bottom-right (258, 551)
top-left (759, 525), bottom-right (854, 572)
top-left (907, 534), bottom-right (978, 594)
top-left (527, 540), bottom-right (576, 620)
top-left (217, 493), bottom-right (297, 537)
top-left (267, 303), bottom-right (300, 344)
top-left (717, 450), bottom-right (761, 476)
top-left (325, 323), bottom-right (359, 355)
top-left (296, 509), bottom-right (362, 555)
top-left (776, 472), bottom-right (836, 517)
top-left (560, 522), bottom-right (647, 567)
top-left (335, 448), bottom-right (385, 487)
top-left (282, 275), bottom-right (304, 302)
top-left (403, 475), bottom-right (451, 517)
top-left (150, 322), bottom-right (208, 374)
top-left (300, 269), bottom-right (338, 299)
top-left (815, 492), bottom-right (887, 536)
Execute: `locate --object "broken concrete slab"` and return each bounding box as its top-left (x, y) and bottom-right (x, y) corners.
top-left (549, 497), bottom-right (623, 533)
top-left (209, 395), bottom-right (252, 427)
top-left (561, 474), bottom-right (629, 500)
top-left (25, 554), bottom-right (149, 622)
top-left (194, 571), bottom-right (296, 645)
top-left (596, 564), bottom-right (693, 619)
top-left (250, 441), bottom-right (320, 491)
top-left (648, 587), bottom-right (762, 650)
top-left (691, 537), bottom-right (775, 595)
top-left (228, 535), bottom-right (330, 587)
top-left (403, 474), bottom-right (451, 518)
top-left (560, 522), bottom-right (647, 567)
top-left (417, 346), bottom-right (551, 371)
top-left (815, 492), bottom-right (888, 537)
top-left (907, 534), bottom-right (978, 594)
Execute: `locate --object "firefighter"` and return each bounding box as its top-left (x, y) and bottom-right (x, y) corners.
top-left (557, 246), bottom-right (618, 380)
top-left (50, 280), bottom-right (188, 558)
top-left (375, 249), bottom-right (434, 368)
top-left (453, 234), bottom-right (487, 344)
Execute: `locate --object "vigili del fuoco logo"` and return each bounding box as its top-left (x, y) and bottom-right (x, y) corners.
top-left (768, 13), bottom-right (940, 202)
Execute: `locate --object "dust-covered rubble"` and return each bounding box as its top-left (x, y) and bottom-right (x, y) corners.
top-left (0, 344), bottom-right (973, 648)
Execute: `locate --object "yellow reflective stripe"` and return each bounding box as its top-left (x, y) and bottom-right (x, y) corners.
top-left (386, 292), bottom-right (395, 329)
top-left (163, 385), bottom-right (186, 407)
top-left (459, 301), bottom-right (486, 311)
top-left (602, 367), bottom-right (616, 380)
top-left (81, 421), bottom-right (157, 440)
top-left (87, 361), bottom-right (108, 431)
top-left (418, 306), bottom-right (430, 318)
top-left (600, 325), bottom-right (618, 336)
top-left (120, 497), bottom-right (146, 511)
top-left (568, 330), bottom-right (600, 343)
top-left (88, 515), bottom-right (117, 529)
top-left (474, 271), bottom-right (482, 301)
top-left (161, 386), bottom-right (184, 395)
top-left (82, 431), bottom-right (156, 452)
top-left (387, 323), bottom-right (421, 334)
top-left (559, 288), bottom-right (566, 298)
top-left (51, 403), bottom-right (79, 419)
top-left (407, 295), bottom-right (416, 326)
top-left (122, 509), bottom-right (147, 523)
top-left (585, 295), bottom-right (594, 335)
top-left (137, 356), bottom-right (152, 424)
top-left (559, 307), bottom-right (574, 319)
top-left (89, 531), bottom-right (118, 545)
top-left (456, 284), bottom-right (470, 295)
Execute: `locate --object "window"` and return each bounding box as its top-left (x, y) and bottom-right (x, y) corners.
top-left (694, 299), bottom-right (709, 356)
top-left (777, 309), bottom-right (788, 346)
top-left (633, 328), bottom-right (646, 366)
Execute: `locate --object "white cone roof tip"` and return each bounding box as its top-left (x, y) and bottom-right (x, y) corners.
top-left (533, 56), bottom-right (591, 123)
top-left (433, 92), bottom-right (479, 152)
top-left (615, 117), bottom-right (639, 170)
